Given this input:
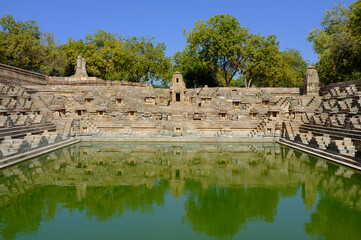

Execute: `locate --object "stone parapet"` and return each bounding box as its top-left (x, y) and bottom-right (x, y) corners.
top-left (47, 77), bottom-right (147, 87)
top-left (0, 63), bottom-right (47, 86)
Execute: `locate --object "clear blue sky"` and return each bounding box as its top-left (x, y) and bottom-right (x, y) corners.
top-left (0, 0), bottom-right (356, 64)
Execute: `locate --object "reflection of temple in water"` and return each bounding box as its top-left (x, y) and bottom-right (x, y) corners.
top-left (0, 143), bottom-right (361, 239)
top-left (0, 142), bottom-right (360, 209)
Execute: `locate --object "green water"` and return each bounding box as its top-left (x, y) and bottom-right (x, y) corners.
top-left (0, 142), bottom-right (360, 240)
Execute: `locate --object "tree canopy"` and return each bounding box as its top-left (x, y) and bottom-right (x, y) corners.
top-left (0, 15), bottom-right (172, 85)
top-left (1, 13), bottom-right (310, 87)
top-left (307, 1), bottom-right (361, 84)
top-left (183, 14), bottom-right (249, 87)
top-left (173, 50), bottom-right (217, 88)
top-left (0, 14), bottom-right (65, 75)
top-left (182, 14), bottom-right (307, 87)
top-left (61, 31), bottom-right (172, 84)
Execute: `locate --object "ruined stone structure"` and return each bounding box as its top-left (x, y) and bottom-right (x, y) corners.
top-left (0, 57), bottom-right (360, 169)
top-left (72, 55), bottom-right (88, 78)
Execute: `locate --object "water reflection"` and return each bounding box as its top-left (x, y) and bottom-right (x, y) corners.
top-left (0, 143), bottom-right (360, 239)
top-left (184, 183), bottom-right (280, 237)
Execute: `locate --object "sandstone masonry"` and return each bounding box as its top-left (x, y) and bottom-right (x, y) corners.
top-left (1, 58), bottom-right (361, 169)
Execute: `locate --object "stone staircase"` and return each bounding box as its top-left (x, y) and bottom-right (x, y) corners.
top-left (0, 122), bottom-right (57, 139)
top-left (282, 81), bottom-right (361, 163)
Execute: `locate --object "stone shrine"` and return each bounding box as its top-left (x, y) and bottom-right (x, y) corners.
top-left (303, 66), bottom-right (320, 96)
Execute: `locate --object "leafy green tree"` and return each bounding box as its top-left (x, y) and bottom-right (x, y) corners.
top-left (183, 14), bottom-right (307, 88)
top-left (280, 48), bottom-right (308, 87)
top-left (307, 2), bottom-right (361, 84)
top-left (40, 33), bottom-right (66, 76)
top-left (120, 36), bottom-right (172, 84)
top-left (62, 30), bottom-right (124, 79)
top-left (0, 14), bottom-right (65, 75)
top-left (62, 31), bottom-right (172, 83)
top-left (241, 34), bottom-right (283, 87)
top-left (173, 50), bottom-right (217, 87)
top-left (349, 0), bottom-right (361, 37)
top-left (244, 39), bottom-right (307, 88)
top-left (184, 14), bottom-right (249, 87)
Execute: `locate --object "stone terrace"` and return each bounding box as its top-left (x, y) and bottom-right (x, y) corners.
top-left (281, 81), bottom-right (361, 165)
top-left (2, 59), bottom-right (361, 170)
top-left (0, 82), bottom-right (75, 167)
top-left (30, 71), bottom-right (318, 142)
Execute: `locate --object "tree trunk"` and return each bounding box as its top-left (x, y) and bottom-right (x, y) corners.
top-left (209, 67), bottom-right (221, 86)
top-left (247, 77), bottom-right (253, 88)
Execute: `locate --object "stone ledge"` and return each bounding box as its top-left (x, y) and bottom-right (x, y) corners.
top-left (277, 139), bottom-right (361, 172)
top-left (81, 136), bottom-right (277, 142)
top-left (0, 138), bottom-right (80, 169)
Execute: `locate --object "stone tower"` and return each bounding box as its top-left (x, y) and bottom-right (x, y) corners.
top-left (170, 72), bottom-right (186, 103)
top-left (303, 66), bottom-right (320, 96)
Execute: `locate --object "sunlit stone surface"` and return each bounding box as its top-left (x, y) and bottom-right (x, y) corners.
top-left (0, 142), bottom-right (360, 240)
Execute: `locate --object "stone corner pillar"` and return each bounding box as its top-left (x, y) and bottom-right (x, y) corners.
top-left (303, 66), bottom-right (320, 96)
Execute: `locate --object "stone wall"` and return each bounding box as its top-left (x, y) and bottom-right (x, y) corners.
top-left (0, 63), bottom-right (47, 86)
top-left (4, 61), bottom-right (361, 169)
top-left (29, 73), bottom-right (319, 141)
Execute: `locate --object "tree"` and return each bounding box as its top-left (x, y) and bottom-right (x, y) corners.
top-left (62, 31), bottom-right (172, 83)
top-left (62, 30), bottom-right (124, 79)
top-left (184, 14), bottom-right (249, 87)
top-left (183, 14), bottom-right (307, 88)
top-left (280, 48), bottom-right (308, 87)
top-left (244, 39), bottom-right (307, 88)
top-left (0, 14), bottom-right (65, 75)
top-left (307, 2), bottom-right (361, 84)
top-left (173, 50), bottom-right (217, 87)
top-left (120, 36), bottom-right (172, 84)
top-left (349, 0), bottom-right (361, 37)
top-left (241, 34), bottom-right (283, 87)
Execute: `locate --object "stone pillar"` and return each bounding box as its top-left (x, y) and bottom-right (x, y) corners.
top-left (81, 57), bottom-right (88, 77)
top-left (72, 55), bottom-right (89, 78)
top-left (303, 66), bottom-right (320, 96)
top-left (74, 55), bottom-right (82, 76)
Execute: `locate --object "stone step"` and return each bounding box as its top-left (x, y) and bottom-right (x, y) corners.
top-left (300, 124), bottom-right (361, 140)
top-left (0, 123), bottom-right (57, 139)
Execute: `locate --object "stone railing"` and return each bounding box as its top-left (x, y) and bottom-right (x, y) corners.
top-left (0, 63), bottom-right (47, 86)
